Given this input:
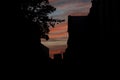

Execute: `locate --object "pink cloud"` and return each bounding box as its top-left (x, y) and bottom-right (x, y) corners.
top-left (42, 0), bottom-right (91, 58)
top-left (50, 23), bottom-right (67, 33)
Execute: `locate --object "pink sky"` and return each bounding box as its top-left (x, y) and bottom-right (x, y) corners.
top-left (42, 0), bottom-right (91, 58)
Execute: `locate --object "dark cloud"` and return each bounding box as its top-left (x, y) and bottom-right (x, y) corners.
top-left (49, 0), bottom-right (91, 18)
top-left (50, 0), bottom-right (91, 6)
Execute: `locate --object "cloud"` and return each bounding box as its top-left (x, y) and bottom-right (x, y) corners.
top-left (49, 0), bottom-right (91, 20)
top-left (49, 0), bottom-right (91, 6)
top-left (43, 0), bottom-right (91, 57)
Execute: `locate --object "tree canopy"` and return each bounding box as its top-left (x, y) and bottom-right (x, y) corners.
top-left (19, 0), bottom-right (64, 40)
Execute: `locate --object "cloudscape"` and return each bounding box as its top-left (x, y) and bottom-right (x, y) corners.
top-left (42, 0), bottom-right (91, 58)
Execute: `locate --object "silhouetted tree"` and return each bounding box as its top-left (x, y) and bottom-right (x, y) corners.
top-left (19, 0), bottom-right (64, 40)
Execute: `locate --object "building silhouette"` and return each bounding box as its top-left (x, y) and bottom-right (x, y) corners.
top-left (63, 16), bottom-right (88, 64)
top-left (88, 0), bottom-right (120, 65)
top-left (53, 54), bottom-right (63, 64)
top-left (4, 0), bottom-right (119, 65)
top-left (88, 0), bottom-right (119, 32)
top-left (63, 0), bottom-right (120, 65)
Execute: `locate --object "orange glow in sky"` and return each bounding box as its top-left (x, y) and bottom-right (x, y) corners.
top-left (42, 0), bottom-right (91, 58)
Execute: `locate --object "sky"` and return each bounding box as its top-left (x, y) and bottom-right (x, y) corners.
top-left (42, 0), bottom-right (91, 59)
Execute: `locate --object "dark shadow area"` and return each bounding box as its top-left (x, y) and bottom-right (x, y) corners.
top-left (3, 0), bottom-right (120, 66)
top-left (63, 0), bottom-right (120, 65)
top-left (3, 0), bottom-right (51, 66)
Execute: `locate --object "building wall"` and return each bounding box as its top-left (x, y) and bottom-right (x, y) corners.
top-left (64, 0), bottom-right (120, 65)
top-left (64, 16), bottom-right (88, 64)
